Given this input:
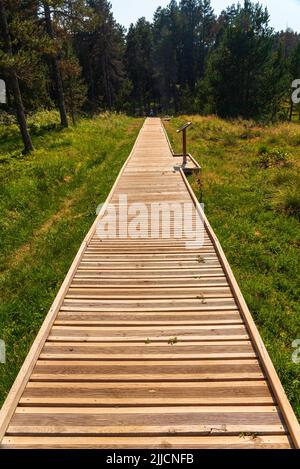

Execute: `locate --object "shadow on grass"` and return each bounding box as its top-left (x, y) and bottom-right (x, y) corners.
top-left (0, 122), bottom-right (69, 157)
top-left (47, 139), bottom-right (72, 150)
top-left (29, 122), bottom-right (64, 137)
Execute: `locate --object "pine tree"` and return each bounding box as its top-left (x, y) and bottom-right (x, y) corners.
top-left (60, 44), bottom-right (87, 124)
top-left (153, 1), bottom-right (180, 113)
top-left (125, 18), bottom-right (155, 114)
top-left (76, 0), bottom-right (125, 111)
top-left (43, 1), bottom-right (68, 127)
top-left (265, 43), bottom-right (290, 122)
top-left (7, 1), bottom-right (52, 111)
top-left (152, 0), bottom-right (216, 113)
top-left (204, 0), bottom-right (274, 119)
top-left (178, 0), bottom-right (199, 92)
top-left (289, 41), bottom-right (300, 120)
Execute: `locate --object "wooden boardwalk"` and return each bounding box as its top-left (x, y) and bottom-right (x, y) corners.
top-left (0, 118), bottom-right (299, 449)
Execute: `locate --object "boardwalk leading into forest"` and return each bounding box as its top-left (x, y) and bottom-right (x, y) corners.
top-left (0, 118), bottom-right (299, 449)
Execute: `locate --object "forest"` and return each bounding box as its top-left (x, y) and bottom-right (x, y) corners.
top-left (1, 0), bottom-right (300, 153)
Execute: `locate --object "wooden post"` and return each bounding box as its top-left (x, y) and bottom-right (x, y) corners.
top-left (176, 122), bottom-right (192, 168)
top-left (182, 129), bottom-right (187, 166)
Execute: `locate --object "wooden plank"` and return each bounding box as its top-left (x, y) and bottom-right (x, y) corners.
top-left (55, 310), bottom-right (243, 326)
top-left (88, 241), bottom-right (212, 246)
top-left (19, 381), bottom-right (274, 406)
top-left (7, 406), bottom-right (284, 435)
top-left (77, 262), bottom-right (222, 270)
top-left (30, 358), bottom-right (265, 382)
top-left (48, 324), bottom-right (248, 342)
top-left (40, 341), bottom-right (257, 360)
top-left (65, 286), bottom-right (233, 299)
top-left (74, 269), bottom-right (225, 279)
top-left (60, 298), bottom-right (238, 313)
top-left (81, 254), bottom-right (217, 261)
top-left (70, 278), bottom-right (229, 287)
top-left (1, 435), bottom-right (292, 449)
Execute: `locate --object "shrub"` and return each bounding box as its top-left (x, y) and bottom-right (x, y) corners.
top-left (258, 148), bottom-right (290, 169)
top-left (28, 110), bottom-right (60, 135)
top-left (258, 145), bottom-right (269, 155)
top-left (0, 111), bottom-right (16, 126)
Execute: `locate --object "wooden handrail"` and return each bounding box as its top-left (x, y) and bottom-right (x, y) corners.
top-left (176, 121), bottom-right (192, 133)
top-left (176, 121), bottom-right (192, 166)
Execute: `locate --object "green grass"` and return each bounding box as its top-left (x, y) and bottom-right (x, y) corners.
top-left (0, 111), bottom-right (143, 404)
top-left (165, 115), bottom-right (300, 420)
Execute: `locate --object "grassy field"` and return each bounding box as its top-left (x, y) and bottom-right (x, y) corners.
top-left (0, 111), bottom-right (142, 405)
top-left (165, 116), bottom-right (300, 419)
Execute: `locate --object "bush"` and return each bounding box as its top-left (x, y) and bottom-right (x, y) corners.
top-left (258, 144), bottom-right (269, 155)
top-left (0, 111), bottom-right (16, 126)
top-left (28, 110), bottom-right (60, 135)
top-left (258, 148), bottom-right (290, 169)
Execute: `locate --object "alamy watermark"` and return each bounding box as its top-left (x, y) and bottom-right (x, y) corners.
top-left (0, 340), bottom-right (6, 364)
top-left (96, 195), bottom-right (205, 249)
top-left (291, 79), bottom-right (300, 104)
top-left (0, 79), bottom-right (6, 104)
top-left (292, 339), bottom-right (300, 364)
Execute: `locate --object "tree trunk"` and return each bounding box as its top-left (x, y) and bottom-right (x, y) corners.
top-left (87, 53), bottom-right (96, 112)
top-left (289, 99), bottom-right (293, 121)
top-left (70, 91), bottom-right (76, 125)
top-left (71, 109), bottom-right (76, 125)
top-left (0, 0), bottom-right (33, 153)
top-left (44, 2), bottom-right (68, 128)
top-left (102, 53), bottom-right (112, 110)
top-left (11, 74), bottom-right (34, 152)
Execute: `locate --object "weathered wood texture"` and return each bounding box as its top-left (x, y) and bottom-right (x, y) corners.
top-left (0, 118), bottom-right (299, 449)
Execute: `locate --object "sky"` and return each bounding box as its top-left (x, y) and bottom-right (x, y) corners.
top-left (110, 0), bottom-right (300, 32)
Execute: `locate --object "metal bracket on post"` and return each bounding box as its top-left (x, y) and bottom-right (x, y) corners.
top-left (176, 122), bottom-right (192, 167)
